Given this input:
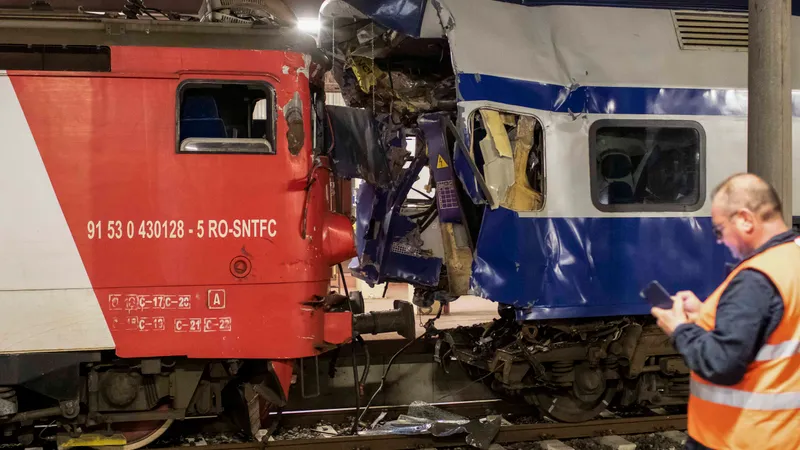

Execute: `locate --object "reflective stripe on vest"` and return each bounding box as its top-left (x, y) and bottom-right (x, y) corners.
top-left (754, 338), bottom-right (800, 361)
top-left (691, 379), bottom-right (800, 410)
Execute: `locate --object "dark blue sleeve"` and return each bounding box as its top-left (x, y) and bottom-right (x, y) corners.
top-left (672, 269), bottom-right (783, 385)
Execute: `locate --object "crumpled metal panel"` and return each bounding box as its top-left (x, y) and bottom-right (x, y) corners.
top-left (324, 105), bottom-right (392, 187)
top-left (452, 142), bottom-right (487, 205)
top-left (418, 113), bottom-right (464, 223)
top-left (340, 0), bottom-right (429, 38)
top-left (471, 208), bottom-right (736, 320)
top-left (419, 112), bottom-right (489, 206)
top-left (349, 156), bottom-right (443, 287)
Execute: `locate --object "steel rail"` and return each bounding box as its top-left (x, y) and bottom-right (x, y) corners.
top-left (155, 414), bottom-right (687, 450)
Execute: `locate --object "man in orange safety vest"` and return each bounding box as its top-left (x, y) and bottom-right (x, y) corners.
top-left (651, 173), bottom-right (800, 450)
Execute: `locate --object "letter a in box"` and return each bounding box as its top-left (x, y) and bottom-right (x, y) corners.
top-left (208, 289), bottom-right (226, 309)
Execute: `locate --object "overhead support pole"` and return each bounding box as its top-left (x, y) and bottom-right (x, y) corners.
top-left (748, 0), bottom-right (792, 226)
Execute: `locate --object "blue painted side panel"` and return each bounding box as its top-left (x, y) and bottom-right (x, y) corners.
top-left (349, 157), bottom-right (443, 287)
top-left (342, 0), bottom-right (427, 37)
top-left (471, 208), bottom-right (736, 319)
top-left (419, 113), bottom-right (468, 222)
top-left (453, 145), bottom-right (487, 204)
top-left (493, 0), bottom-right (800, 16)
top-left (457, 73), bottom-right (800, 116)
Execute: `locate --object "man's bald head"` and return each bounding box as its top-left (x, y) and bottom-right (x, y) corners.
top-left (711, 173), bottom-right (783, 222)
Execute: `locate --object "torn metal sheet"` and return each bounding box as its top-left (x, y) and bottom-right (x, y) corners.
top-left (323, 105), bottom-right (391, 186)
top-left (416, 113), bottom-right (476, 296)
top-left (476, 110), bottom-right (518, 210)
top-left (479, 110), bottom-right (513, 158)
top-left (477, 136), bottom-right (514, 209)
top-left (418, 112), bottom-right (491, 209)
top-left (418, 114), bottom-right (463, 224)
top-left (349, 156), bottom-right (443, 287)
top-left (338, 0), bottom-right (429, 38)
top-left (348, 55), bottom-right (457, 118)
top-left (439, 221), bottom-right (473, 296)
top-left (453, 142), bottom-right (488, 205)
top-left (501, 115), bottom-right (543, 211)
top-left (471, 110), bottom-right (544, 212)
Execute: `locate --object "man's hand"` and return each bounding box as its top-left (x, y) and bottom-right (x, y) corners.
top-left (674, 290), bottom-right (702, 322)
top-left (651, 297), bottom-right (689, 336)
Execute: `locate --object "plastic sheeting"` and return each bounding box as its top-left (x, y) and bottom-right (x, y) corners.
top-left (360, 401), bottom-right (501, 449)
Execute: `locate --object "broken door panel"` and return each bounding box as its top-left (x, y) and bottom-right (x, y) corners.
top-left (419, 114), bottom-right (463, 224)
top-left (417, 112), bottom-right (476, 297)
top-left (349, 155), bottom-right (443, 288)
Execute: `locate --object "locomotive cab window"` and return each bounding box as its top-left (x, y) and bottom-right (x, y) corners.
top-left (590, 120), bottom-right (705, 212)
top-left (177, 81), bottom-right (275, 154)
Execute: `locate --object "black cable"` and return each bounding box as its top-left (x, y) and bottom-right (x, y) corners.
top-left (408, 201), bottom-right (437, 219)
top-left (338, 262), bottom-right (359, 435)
top-left (350, 334), bottom-right (360, 435)
top-left (337, 263), bottom-right (349, 297)
top-left (355, 305), bottom-right (442, 425)
top-left (355, 335), bottom-right (370, 387)
top-left (351, 335), bottom-right (370, 435)
top-left (411, 187), bottom-right (433, 200)
top-left (357, 334), bottom-right (421, 424)
top-left (418, 207), bottom-right (439, 234)
top-left (327, 347), bottom-right (340, 378)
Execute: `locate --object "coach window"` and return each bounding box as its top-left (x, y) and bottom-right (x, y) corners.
top-left (469, 108), bottom-right (545, 211)
top-left (590, 120), bottom-right (705, 212)
top-left (177, 81), bottom-right (276, 154)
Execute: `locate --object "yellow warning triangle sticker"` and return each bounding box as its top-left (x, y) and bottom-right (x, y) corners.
top-left (436, 154), bottom-right (448, 169)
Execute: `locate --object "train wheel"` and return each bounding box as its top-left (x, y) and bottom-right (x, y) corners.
top-left (116, 419), bottom-right (174, 450)
top-left (87, 404), bottom-right (174, 450)
top-left (525, 380), bottom-right (619, 423)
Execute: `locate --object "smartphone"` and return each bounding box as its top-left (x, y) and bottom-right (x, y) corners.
top-left (640, 280), bottom-right (674, 309)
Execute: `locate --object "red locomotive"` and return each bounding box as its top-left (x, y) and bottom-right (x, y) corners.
top-left (0, 8), bottom-right (411, 448)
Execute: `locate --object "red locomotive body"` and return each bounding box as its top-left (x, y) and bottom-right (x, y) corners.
top-left (0, 13), bottom-right (411, 448)
top-left (10, 45), bottom-right (355, 360)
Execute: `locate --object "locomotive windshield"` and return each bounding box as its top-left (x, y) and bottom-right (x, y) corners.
top-left (177, 81), bottom-right (276, 154)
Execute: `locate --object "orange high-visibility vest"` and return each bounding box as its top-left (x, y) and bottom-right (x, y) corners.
top-left (688, 237), bottom-right (800, 450)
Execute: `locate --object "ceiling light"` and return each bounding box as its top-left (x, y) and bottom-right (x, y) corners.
top-left (297, 17), bottom-right (320, 34)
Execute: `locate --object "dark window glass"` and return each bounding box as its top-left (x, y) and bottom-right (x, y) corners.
top-left (591, 121), bottom-right (704, 211)
top-left (0, 45), bottom-right (110, 72)
top-left (177, 81), bottom-right (275, 154)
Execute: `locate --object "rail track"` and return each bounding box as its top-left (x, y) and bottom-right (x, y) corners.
top-left (153, 400), bottom-right (687, 450)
